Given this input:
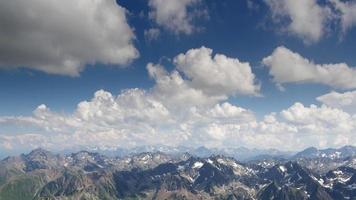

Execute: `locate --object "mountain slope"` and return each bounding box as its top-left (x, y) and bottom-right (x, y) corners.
top-left (0, 147), bottom-right (354, 200)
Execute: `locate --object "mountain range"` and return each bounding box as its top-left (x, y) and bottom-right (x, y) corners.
top-left (76, 145), bottom-right (294, 162)
top-left (0, 146), bottom-right (355, 200)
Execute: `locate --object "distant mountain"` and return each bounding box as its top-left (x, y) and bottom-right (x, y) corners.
top-left (292, 146), bottom-right (356, 174)
top-left (84, 145), bottom-right (294, 161)
top-left (293, 146), bottom-right (356, 160)
top-left (0, 146), bottom-right (355, 200)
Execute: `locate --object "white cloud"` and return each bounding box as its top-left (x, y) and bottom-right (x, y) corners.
top-left (1, 47), bottom-right (356, 152)
top-left (262, 46), bottom-right (356, 89)
top-left (317, 90), bottom-right (356, 114)
top-left (75, 89), bottom-right (171, 125)
top-left (281, 102), bottom-right (355, 133)
top-left (147, 47), bottom-right (260, 109)
top-left (148, 0), bottom-right (207, 34)
top-left (192, 101), bottom-right (356, 149)
top-left (207, 102), bottom-right (255, 121)
top-left (248, 103), bottom-right (356, 149)
top-left (174, 46), bottom-right (260, 96)
top-left (147, 63), bottom-right (223, 109)
top-left (1, 98), bottom-right (356, 151)
top-left (0, 87), bottom-right (256, 150)
top-left (0, 46), bottom-right (262, 151)
top-left (0, 88), bottom-right (178, 150)
top-left (264, 0), bottom-right (331, 43)
top-left (0, 0), bottom-right (138, 76)
top-left (330, 0), bottom-right (356, 33)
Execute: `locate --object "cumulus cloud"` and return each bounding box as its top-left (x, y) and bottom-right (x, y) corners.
top-left (330, 0), bottom-right (356, 33)
top-left (317, 90), bottom-right (356, 114)
top-left (1, 97), bottom-right (356, 151)
top-left (0, 89), bottom-right (255, 150)
top-left (0, 0), bottom-right (138, 76)
top-left (147, 47), bottom-right (260, 109)
top-left (1, 89), bottom-right (178, 149)
top-left (0, 46), bottom-right (260, 151)
top-left (207, 103), bottom-right (255, 121)
top-left (174, 47), bottom-right (260, 96)
top-left (147, 63), bottom-right (223, 109)
top-left (262, 46), bottom-right (356, 89)
top-left (251, 103), bottom-right (356, 149)
top-left (281, 102), bottom-right (355, 133)
top-left (264, 0), bottom-right (332, 43)
top-left (264, 0), bottom-right (356, 42)
top-left (148, 0), bottom-right (207, 34)
top-left (1, 47), bottom-right (356, 152)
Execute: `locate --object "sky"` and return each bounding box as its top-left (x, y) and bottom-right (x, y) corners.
top-left (0, 0), bottom-right (356, 156)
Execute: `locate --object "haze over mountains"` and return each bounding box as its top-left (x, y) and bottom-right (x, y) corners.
top-left (0, 145), bottom-right (355, 200)
top-left (81, 145), bottom-right (295, 162)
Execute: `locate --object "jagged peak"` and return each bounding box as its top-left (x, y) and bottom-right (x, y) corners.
top-left (25, 148), bottom-right (54, 159)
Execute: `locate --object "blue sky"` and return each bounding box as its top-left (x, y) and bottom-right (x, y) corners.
top-left (1, 0), bottom-right (356, 116)
top-left (0, 0), bottom-right (356, 155)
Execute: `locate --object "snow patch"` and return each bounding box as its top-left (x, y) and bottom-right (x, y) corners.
top-left (279, 165), bottom-right (287, 172)
top-left (192, 161), bottom-right (204, 169)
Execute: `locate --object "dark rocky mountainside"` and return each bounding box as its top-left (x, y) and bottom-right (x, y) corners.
top-left (0, 146), bottom-right (355, 200)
